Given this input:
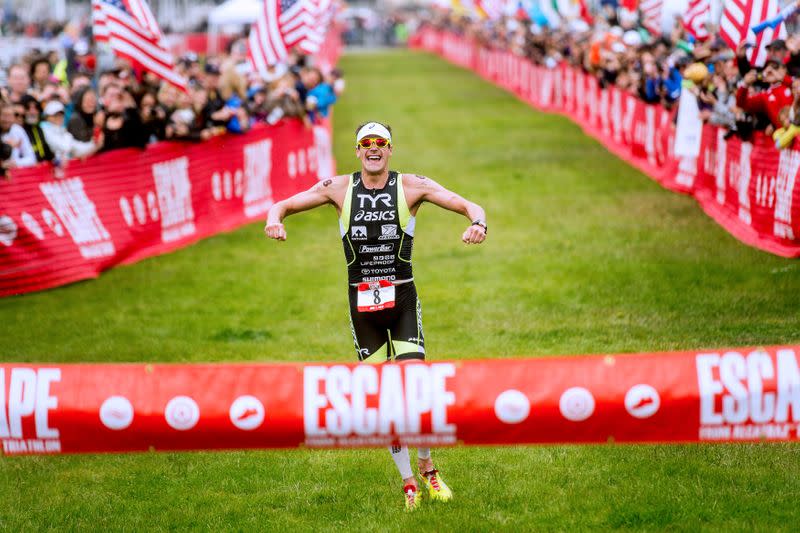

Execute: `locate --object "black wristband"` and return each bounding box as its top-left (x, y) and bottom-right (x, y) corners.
top-left (471, 220), bottom-right (487, 233)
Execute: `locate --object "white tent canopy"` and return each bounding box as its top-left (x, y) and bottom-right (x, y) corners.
top-left (208, 0), bottom-right (262, 54)
top-left (208, 0), bottom-right (262, 26)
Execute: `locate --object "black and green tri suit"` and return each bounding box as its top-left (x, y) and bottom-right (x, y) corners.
top-left (340, 171), bottom-right (425, 363)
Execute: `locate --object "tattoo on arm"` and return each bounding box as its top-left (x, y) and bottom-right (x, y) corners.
top-left (414, 174), bottom-right (427, 180)
top-left (322, 179), bottom-right (332, 187)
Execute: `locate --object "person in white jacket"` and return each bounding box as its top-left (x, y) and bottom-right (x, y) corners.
top-left (40, 101), bottom-right (103, 163)
top-left (0, 103), bottom-right (37, 170)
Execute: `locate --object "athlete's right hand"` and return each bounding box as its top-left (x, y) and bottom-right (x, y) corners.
top-left (264, 221), bottom-right (287, 241)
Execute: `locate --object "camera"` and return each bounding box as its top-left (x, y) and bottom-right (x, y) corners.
top-left (0, 141), bottom-right (13, 177)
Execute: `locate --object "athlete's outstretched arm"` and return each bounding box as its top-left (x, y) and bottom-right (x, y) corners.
top-left (264, 178), bottom-right (339, 241)
top-left (406, 174), bottom-right (487, 244)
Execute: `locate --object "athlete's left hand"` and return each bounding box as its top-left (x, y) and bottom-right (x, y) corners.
top-left (462, 225), bottom-right (486, 244)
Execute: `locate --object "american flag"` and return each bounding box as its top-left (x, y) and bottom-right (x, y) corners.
top-left (682, 0), bottom-right (711, 41)
top-left (720, 0), bottom-right (787, 67)
top-left (91, 0), bottom-right (187, 91)
top-left (304, 0), bottom-right (334, 54)
top-left (639, 0), bottom-right (664, 35)
top-left (248, 0), bottom-right (329, 78)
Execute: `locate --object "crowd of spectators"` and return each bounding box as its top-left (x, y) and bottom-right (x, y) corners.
top-left (426, 8), bottom-right (800, 149)
top-left (0, 33), bottom-right (344, 175)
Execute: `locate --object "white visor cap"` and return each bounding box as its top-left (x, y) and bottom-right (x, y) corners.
top-left (356, 122), bottom-right (392, 144)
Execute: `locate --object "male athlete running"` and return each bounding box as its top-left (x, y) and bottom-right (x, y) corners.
top-left (264, 121), bottom-right (487, 510)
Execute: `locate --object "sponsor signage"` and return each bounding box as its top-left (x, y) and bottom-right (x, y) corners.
top-left (3, 345), bottom-right (800, 455)
top-left (359, 244), bottom-right (393, 254)
top-left (0, 119), bottom-right (334, 296)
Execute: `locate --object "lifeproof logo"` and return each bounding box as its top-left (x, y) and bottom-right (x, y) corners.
top-left (40, 178), bottom-right (115, 259)
top-left (152, 157), bottom-right (196, 243)
top-left (243, 139), bottom-right (273, 217)
top-left (303, 363), bottom-right (457, 447)
top-left (0, 368), bottom-right (61, 455)
top-left (696, 349), bottom-right (800, 440)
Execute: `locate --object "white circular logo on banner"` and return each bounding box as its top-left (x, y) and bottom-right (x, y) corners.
top-left (494, 389), bottom-right (530, 424)
top-left (229, 395), bottom-right (265, 431)
top-left (0, 215), bottom-right (18, 246)
top-left (165, 396), bottom-right (200, 431)
top-left (624, 384), bottom-right (660, 419)
top-left (559, 387), bottom-right (595, 422)
top-left (99, 396), bottom-right (134, 430)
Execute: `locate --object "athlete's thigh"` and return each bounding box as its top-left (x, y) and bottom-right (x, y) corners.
top-left (348, 290), bottom-right (391, 363)
top-left (389, 285), bottom-right (425, 361)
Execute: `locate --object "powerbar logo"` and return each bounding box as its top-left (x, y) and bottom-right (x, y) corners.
top-left (359, 244), bottom-right (393, 254)
top-left (1, 368), bottom-right (61, 455)
top-left (303, 363), bottom-right (456, 447)
top-left (696, 349), bottom-right (800, 440)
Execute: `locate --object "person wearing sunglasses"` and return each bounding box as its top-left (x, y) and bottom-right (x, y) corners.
top-left (0, 103), bottom-right (37, 170)
top-left (265, 121), bottom-right (487, 511)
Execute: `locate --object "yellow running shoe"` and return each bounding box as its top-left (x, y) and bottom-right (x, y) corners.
top-left (403, 484), bottom-right (421, 512)
top-left (421, 469), bottom-right (453, 502)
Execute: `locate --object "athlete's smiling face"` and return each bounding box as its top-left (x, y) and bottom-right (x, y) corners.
top-left (356, 135), bottom-right (392, 175)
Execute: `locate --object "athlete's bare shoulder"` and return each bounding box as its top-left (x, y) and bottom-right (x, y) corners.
top-left (402, 173), bottom-right (440, 190)
top-left (310, 174), bottom-right (350, 210)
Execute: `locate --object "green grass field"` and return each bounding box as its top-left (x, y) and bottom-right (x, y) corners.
top-left (2, 49), bottom-right (800, 531)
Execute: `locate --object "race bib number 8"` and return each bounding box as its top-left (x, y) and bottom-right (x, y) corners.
top-left (357, 280), bottom-right (395, 312)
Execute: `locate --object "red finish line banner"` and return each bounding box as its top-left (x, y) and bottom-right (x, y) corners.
top-left (0, 119), bottom-right (334, 296)
top-left (2, 345), bottom-right (800, 455)
top-left (410, 29), bottom-right (800, 258)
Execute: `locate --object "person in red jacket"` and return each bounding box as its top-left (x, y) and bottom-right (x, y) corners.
top-left (736, 58), bottom-right (794, 130)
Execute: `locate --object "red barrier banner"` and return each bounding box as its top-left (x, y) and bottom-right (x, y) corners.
top-left (2, 345), bottom-right (799, 455)
top-left (410, 29), bottom-right (800, 257)
top-left (0, 119), bottom-right (334, 296)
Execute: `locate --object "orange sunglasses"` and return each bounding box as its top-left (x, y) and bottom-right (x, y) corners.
top-left (357, 137), bottom-right (391, 149)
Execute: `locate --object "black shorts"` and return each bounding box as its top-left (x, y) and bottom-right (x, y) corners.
top-left (348, 282), bottom-right (425, 363)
